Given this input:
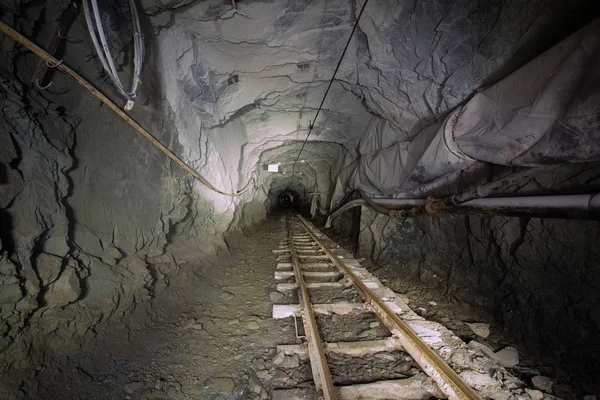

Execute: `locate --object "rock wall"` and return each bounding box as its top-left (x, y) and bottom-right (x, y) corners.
top-left (357, 164), bottom-right (600, 393)
top-left (0, 0), bottom-right (232, 390)
top-left (1, 0), bottom-right (366, 375)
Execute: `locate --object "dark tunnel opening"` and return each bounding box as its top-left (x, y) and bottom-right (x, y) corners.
top-left (271, 188), bottom-right (301, 212)
top-left (277, 191), bottom-right (294, 208)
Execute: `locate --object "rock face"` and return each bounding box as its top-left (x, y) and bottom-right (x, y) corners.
top-left (358, 197), bottom-right (600, 392)
top-left (0, 0), bottom-right (230, 385)
top-left (43, 265), bottom-right (81, 308)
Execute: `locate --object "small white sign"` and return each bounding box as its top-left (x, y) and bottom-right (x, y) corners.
top-left (268, 164), bottom-right (279, 172)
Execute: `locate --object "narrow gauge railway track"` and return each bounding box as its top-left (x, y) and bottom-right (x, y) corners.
top-left (270, 214), bottom-right (520, 400)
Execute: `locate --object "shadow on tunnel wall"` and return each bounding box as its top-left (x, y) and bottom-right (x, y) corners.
top-left (0, 209), bottom-right (15, 257)
top-left (0, 164), bottom-right (15, 256)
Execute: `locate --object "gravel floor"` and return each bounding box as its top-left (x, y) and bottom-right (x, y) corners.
top-left (17, 215), bottom-right (302, 400)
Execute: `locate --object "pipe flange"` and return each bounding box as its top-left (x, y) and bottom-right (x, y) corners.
top-left (411, 207), bottom-right (424, 217)
top-left (424, 196), bottom-right (446, 216)
top-left (389, 207), bottom-right (425, 218)
top-left (388, 209), bottom-right (401, 218)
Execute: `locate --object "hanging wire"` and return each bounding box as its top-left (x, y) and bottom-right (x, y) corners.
top-left (0, 21), bottom-right (255, 197)
top-left (82, 0), bottom-right (143, 110)
top-left (290, 0), bottom-right (370, 183)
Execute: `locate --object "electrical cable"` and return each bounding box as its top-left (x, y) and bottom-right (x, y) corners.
top-left (290, 0), bottom-right (370, 183)
top-left (0, 21), bottom-right (250, 197)
top-left (82, 0), bottom-right (143, 110)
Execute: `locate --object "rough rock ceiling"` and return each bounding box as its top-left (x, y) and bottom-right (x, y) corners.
top-left (0, 0), bottom-right (594, 255)
top-left (135, 0), bottom-right (594, 211)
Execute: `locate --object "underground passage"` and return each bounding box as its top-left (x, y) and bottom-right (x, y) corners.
top-left (1, 0), bottom-right (600, 399)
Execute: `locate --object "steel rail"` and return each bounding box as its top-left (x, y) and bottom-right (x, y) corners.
top-left (286, 217), bottom-right (337, 400)
top-left (295, 215), bottom-right (482, 400)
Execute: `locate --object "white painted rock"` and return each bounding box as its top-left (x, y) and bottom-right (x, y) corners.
top-left (466, 322), bottom-right (491, 338)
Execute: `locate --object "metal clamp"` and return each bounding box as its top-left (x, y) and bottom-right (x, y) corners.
top-left (424, 196), bottom-right (446, 216)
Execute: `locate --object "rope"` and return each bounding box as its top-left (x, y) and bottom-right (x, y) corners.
top-left (82, 0), bottom-right (143, 110)
top-left (290, 0), bottom-right (370, 183)
top-left (0, 21), bottom-right (247, 197)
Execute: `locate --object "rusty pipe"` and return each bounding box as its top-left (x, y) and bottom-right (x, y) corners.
top-left (329, 194), bottom-right (600, 220)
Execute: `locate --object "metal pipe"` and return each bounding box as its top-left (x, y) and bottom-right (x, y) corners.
top-left (325, 197), bottom-right (428, 227)
top-left (325, 199), bottom-right (364, 227)
top-left (462, 194), bottom-right (599, 210)
top-left (366, 198), bottom-right (426, 208)
top-left (359, 191), bottom-right (394, 216)
top-left (328, 194), bottom-right (600, 220)
top-left (455, 194), bottom-right (600, 219)
top-left (444, 167), bottom-right (561, 205)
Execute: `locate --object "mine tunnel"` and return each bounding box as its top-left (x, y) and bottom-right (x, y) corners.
top-left (275, 191), bottom-right (297, 209)
top-left (1, 0), bottom-right (600, 399)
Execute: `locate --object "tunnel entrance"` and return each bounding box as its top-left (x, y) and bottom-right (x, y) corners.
top-left (271, 188), bottom-right (301, 212)
top-left (278, 192), bottom-right (294, 208)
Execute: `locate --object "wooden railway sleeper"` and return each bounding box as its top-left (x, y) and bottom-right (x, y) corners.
top-left (293, 214), bottom-right (483, 400)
